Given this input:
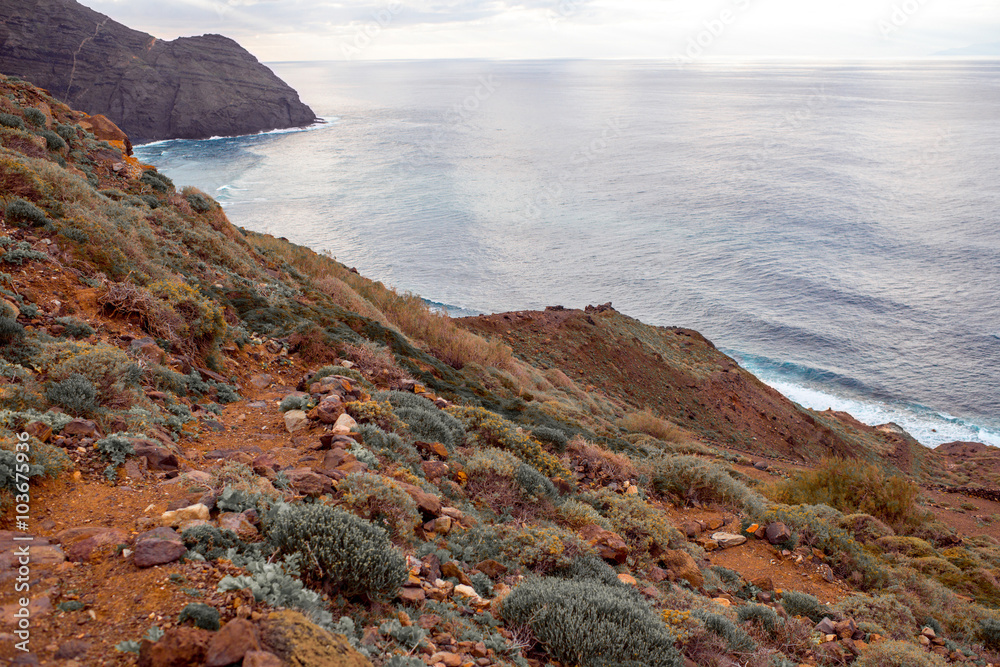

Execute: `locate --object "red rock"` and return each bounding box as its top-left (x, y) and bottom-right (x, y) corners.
top-left (766, 522), bottom-right (792, 545)
top-left (441, 561), bottom-right (472, 586)
top-left (415, 440), bottom-right (450, 460)
top-left (138, 626), bottom-right (211, 667)
top-left (661, 549), bottom-right (703, 587)
top-left (398, 482), bottom-right (442, 517)
top-left (579, 524), bottom-right (629, 564)
top-left (61, 419), bottom-right (100, 438)
top-left (133, 440), bottom-right (179, 471)
top-left (475, 559), bottom-right (507, 579)
top-left (24, 421), bottom-right (52, 443)
top-left (418, 614), bottom-right (442, 630)
top-left (422, 461), bottom-right (450, 480)
top-left (134, 537), bottom-right (186, 568)
top-left (242, 651), bottom-right (283, 667)
top-left (648, 566), bottom-right (668, 583)
top-left (60, 527), bottom-right (128, 562)
top-left (398, 587), bottom-right (426, 605)
top-left (285, 468), bottom-right (331, 497)
top-left (204, 619), bottom-right (260, 667)
top-left (680, 521), bottom-right (702, 539)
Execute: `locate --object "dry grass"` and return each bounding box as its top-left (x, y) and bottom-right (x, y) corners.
top-left (567, 436), bottom-right (638, 484)
top-left (620, 408), bottom-right (689, 443)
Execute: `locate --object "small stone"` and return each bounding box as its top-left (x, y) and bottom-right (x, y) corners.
top-left (243, 651), bottom-right (283, 667)
top-left (422, 461), bottom-right (450, 480)
top-left (54, 640), bottom-right (91, 659)
top-left (815, 618), bottom-right (837, 635)
top-left (579, 524), bottom-right (629, 565)
top-left (414, 440), bottom-right (450, 460)
top-left (712, 597), bottom-right (731, 607)
top-left (617, 573), bottom-right (638, 586)
top-left (705, 516), bottom-right (724, 530)
top-left (441, 561), bottom-right (472, 586)
top-left (453, 584), bottom-right (479, 599)
top-left (921, 626), bottom-right (937, 639)
top-left (161, 504), bottom-right (210, 527)
top-left (399, 587), bottom-right (426, 605)
top-left (766, 522), bottom-right (792, 545)
top-left (204, 618), bottom-right (260, 667)
top-left (331, 412), bottom-right (357, 435)
top-left (134, 537), bottom-right (186, 568)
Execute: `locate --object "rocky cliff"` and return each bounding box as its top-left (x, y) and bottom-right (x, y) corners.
top-left (0, 0), bottom-right (317, 144)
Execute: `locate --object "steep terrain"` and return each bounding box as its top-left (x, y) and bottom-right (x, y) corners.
top-left (2, 74), bottom-right (1000, 667)
top-left (0, 0), bottom-right (317, 143)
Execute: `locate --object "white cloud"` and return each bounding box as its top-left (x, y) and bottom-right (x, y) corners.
top-left (80, 0), bottom-right (1000, 61)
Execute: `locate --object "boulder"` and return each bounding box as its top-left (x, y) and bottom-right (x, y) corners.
top-left (414, 441), bottom-right (450, 460)
top-left (284, 410), bottom-right (309, 434)
top-left (331, 412), bottom-right (357, 435)
top-left (765, 522), bottom-right (792, 545)
top-left (660, 549), bottom-right (704, 587)
top-left (138, 627), bottom-right (212, 667)
top-left (134, 529), bottom-right (186, 568)
top-left (711, 532), bottom-right (747, 549)
top-left (475, 559), bottom-right (507, 579)
top-left (133, 440), bottom-right (179, 471)
top-left (205, 619), bottom-right (260, 667)
top-left (161, 504), bottom-right (210, 527)
top-left (260, 610), bottom-right (373, 667)
top-left (284, 468), bottom-right (332, 497)
top-left (397, 482), bottom-right (442, 517)
top-left (579, 524), bottom-right (629, 564)
top-left (61, 419), bottom-right (100, 438)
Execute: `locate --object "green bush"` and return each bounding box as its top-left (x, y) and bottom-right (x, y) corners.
top-left (780, 591), bottom-right (832, 623)
top-left (5, 199), bottom-right (49, 228)
top-left (396, 406), bottom-right (463, 450)
top-left (177, 603), bottom-right (220, 631)
top-left (279, 395), bottom-right (312, 413)
top-left (694, 610), bottom-right (757, 652)
top-left (0, 113), bottom-right (25, 130)
top-left (514, 462), bottom-right (557, 500)
top-left (54, 317), bottom-right (94, 339)
top-left (448, 405), bottom-right (571, 479)
top-left (55, 123), bottom-right (77, 145)
top-left (980, 618), bottom-right (1000, 649)
top-left (181, 525), bottom-right (244, 561)
top-left (650, 455), bottom-right (767, 514)
top-left (337, 473), bottom-right (420, 544)
top-left (39, 129), bottom-right (66, 151)
top-left (498, 577), bottom-right (681, 667)
top-left (1, 242), bottom-right (48, 265)
top-left (22, 108), bottom-right (46, 127)
top-left (357, 424), bottom-right (420, 468)
top-left (736, 603), bottom-right (779, 634)
top-left (875, 536), bottom-right (937, 558)
top-left (45, 374), bottom-right (97, 416)
top-left (835, 593), bottom-right (917, 640)
top-left (95, 434), bottom-right (134, 480)
top-left (853, 640), bottom-right (949, 667)
top-left (0, 316), bottom-right (24, 344)
top-left (532, 426), bottom-right (569, 453)
top-left (838, 513), bottom-right (895, 544)
top-left (185, 191), bottom-right (213, 212)
top-left (140, 169), bottom-right (173, 193)
top-left (218, 556), bottom-right (332, 629)
top-left (267, 503), bottom-right (407, 601)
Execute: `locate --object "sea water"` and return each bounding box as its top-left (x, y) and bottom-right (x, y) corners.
top-left (135, 59), bottom-right (1000, 448)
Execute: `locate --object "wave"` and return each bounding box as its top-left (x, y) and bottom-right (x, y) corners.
top-left (728, 350), bottom-right (1000, 448)
top-left (422, 299), bottom-right (486, 318)
top-left (134, 116), bottom-right (338, 149)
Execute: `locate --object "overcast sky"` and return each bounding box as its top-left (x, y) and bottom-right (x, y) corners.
top-left (80, 0), bottom-right (1000, 62)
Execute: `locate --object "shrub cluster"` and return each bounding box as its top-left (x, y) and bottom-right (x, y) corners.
top-left (336, 473), bottom-right (420, 544)
top-left (5, 199), bottom-right (49, 228)
top-left (448, 406), bottom-right (572, 479)
top-left (45, 373), bottom-right (97, 416)
top-left (498, 577), bottom-right (682, 667)
top-left (267, 503), bottom-right (407, 600)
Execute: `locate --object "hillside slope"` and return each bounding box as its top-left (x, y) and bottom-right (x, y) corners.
top-left (2, 74), bottom-right (1000, 667)
top-left (0, 0), bottom-right (317, 143)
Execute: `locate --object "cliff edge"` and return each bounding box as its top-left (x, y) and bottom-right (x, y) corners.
top-left (0, 0), bottom-right (317, 143)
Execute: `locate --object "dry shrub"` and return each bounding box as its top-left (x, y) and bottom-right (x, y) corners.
top-left (0, 155), bottom-right (45, 201)
top-left (620, 409), bottom-right (688, 443)
top-left (544, 368), bottom-right (573, 389)
top-left (343, 341), bottom-right (409, 388)
top-left (98, 281), bottom-right (184, 342)
top-left (568, 436), bottom-right (638, 484)
top-left (288, 325), bottom-right (338, 364)
top-left (314, 275), bottom-right (389, 325)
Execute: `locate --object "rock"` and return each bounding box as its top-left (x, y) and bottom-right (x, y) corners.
top-left (332, 412), bottom-right (357, 435)
top-left (421, 554), bottom-right (442, 582)
top-left (815, 618), bottom-right (837, 635)
top-left (699, 538), bottom-right (719, 552)
top-left (712, 597), bottom-right (731, 607)
top-left (0, 596), bottom-right (52, 624)
top-left (205, 619), bottom-right (260, 667)
top-left (433, 516), bottom-right (453, 535)
top-left (138, 626), bottom-right (212, 667)
top-left (284, 410), bottom-right (309, 434)
top-left (250, 374), bottom-right (274, 389)
top-left (754, 461), bottom-right (770, 470)
top-left (752, 576), bottom-right (774, 591)
top-left (579, 524), bottom-right (629, 565)
top-left (0, 299), bottom-right (19, 319)
top-left (219, 512), bottom-right (259, 540)
top-left (475, 559), bottom-right (507, 579)
top-left (398, 587), bottom-right (426, 605)
top-left (819, 564), bottom-right (836, 583)
top-left (921, 626), bottom-right (937, 639)
top-left (453, 584), bottom-right (479, 599)
top-left (308, 400), bottom-right (345, 425)
top-left (284, 468), bottom-right (331, 497)
top-left (765, 522), bottom-right (792, 545)
top-left (711, 532), bottom-right (747, 548)
top-left (430, 652), bottom-right (463, 667)
top-left (64, 528), bottom-right (128, 562)
top-left (648, 566), bottom-right (668, 583)
top-left (705, 516), bottom-right (724, 530)
top-left (23, 421), bottom-right (52, 443)
top-left (746, 523), bottom-right (760, 534)
top-left (243, 651), bottom-right (284, 667)
top-left (441, 561), bottom-right (472, 586)
top-left (134, 529), bottom-right (186, 568)
top-left (617, 573), bottom-right (638, 586)
top-left (414, 440), bottom-right (450, 460)
top-left (161, 504), bottom-right (210, 527)
top-left (397, 482), bottom-right (442, 517)
top-left (661, 549), bottom-right (704, 587)
top-left (680, 521), bottom-right (702, 539)
top-left (133, 440), bottom-right (179, 471)
top-left (131, 338), bottom-right (166, 364)
top-left (421, 461), bottom-right (450, 480)
top-left (61, 419), bottom-right (100, 438)
top-left (260, 610), bottom-right (373, 667)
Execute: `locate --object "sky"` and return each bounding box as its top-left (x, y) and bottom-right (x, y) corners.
top-left (79, 0), bottom-right (1000, 62)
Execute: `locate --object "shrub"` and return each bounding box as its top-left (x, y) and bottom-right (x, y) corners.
top-left (838, 513), bottom-right (895, 544)
top-left (345, 400), bottom-right (404, 432)
top-left (45, 374), bottom-right (97, 416)
top-left (835, 593), bottom-right (917, 640)
top-left (54, 317), bottom-right (94, 339)
top-left (0, 316), bottom-right (24, 344)
top-left (556, 498), bottom-right (611, 530)
top-left (498, 577), bottom-right (682, 667)
top-left (148, 280), bottom-right (226, 355)
top-left (336, 473), bottom-right (420, 544)
top-left (185, 191), bottom-right (213, 212)
top-left (853, 640), bottom-right (949, 667)
top-left (181, 525), bottom-right (244, 561)
top-left (620, 409), bottom-right (688, 443)
top-left (514, 462), bottom-right (558, 500)
top-left (357, 424), bottom-right (420, 468)
top-left (177, 603), bottom-right (220, 631)
top-left (55, 123), bottom-right (77, 145)
top-left (737, 603), bottom-right (779, 634)
top-left (95, 434), bottom-right (134, 480)
top-left (396, 406), bottom-right (463, 450)
top-left (5, 199), bottom-right (49, 228)
top-left (452, 523), bottom-right (592, 575)
top-left (39, 129), bottom-right (66, 151)
top-left (47, 342), bottom-right (139, 407)
top-left (0, 113), bottom-right (25, 130)
top-left (532, 426), bottom-right (569, 453)
top-left (267, 503), bottom-right (407, 600)
top-left (875, 536), bottom-right (937, 558)
top-left (765, 458), bottom-right (920, 530)
top-left (694, 610), bottom-right (757, 652)
top-left (588, 489), bottom-right (686, 562)
top-left (22, 109), bottom-right (46, 127)
top-left (314, 365), bottom-right (372, 390)
top-left (140, 169), bottom-right (173, 193)
top-left (650, 455), bottom-right (766, 513)
top-left (448, 406), bottom-right (572, 479)
top-left (780, 591), bottom-right (833, 623)
top-left (1, 242), bottom-right (47, 265)
top-left (279, 395), bottom-right (312, 413)
top-left (218, 556), bottom-right (332, 628)
top-left (980, 618), bottom-right (1000, 650)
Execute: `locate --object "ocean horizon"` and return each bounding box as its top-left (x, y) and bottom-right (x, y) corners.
top-left (135, 58), bottom-right (1000, 449)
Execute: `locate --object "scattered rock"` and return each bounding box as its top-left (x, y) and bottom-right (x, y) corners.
top-left (414, 440), bottom-right (450, 460)
top-left (133, 440), bottom-right (179, 471)
top-left (284, 468), bottom-right (332, 497)
top-left (579, 524), bottom-right (629, 564)
top-left (331, 412), bottom-right (357, 435)
top-left (243, 651), bottom-right (284, 667)
top-left (134, 529), bottom-right (186, 568)
top-left (54, 640), bottom-right (91, 659)
top-left (250, 374), bottom-right (274, 389)
top-left (421, 461), bottom-right (450, 480)
top-left (218, 512), bottom-right (259, 540)
top-left (62, 419), bottom-right (100, 438)
top-left (260, 610), bottom-right (374, 667)
top-left (138, 626), bottom-right (212, 667)
top-left (617, 573), bottom-right (638, 586)
top-left (205, 619), bottom-right (261, 667)
top-left (475, 559), bottom-right (507, 579)
top-left (711, 532), bottom-right (747, 549)
top-left (397, 482), bottom-right (442, 517)
top-left (284, 410), bottom-right (309, 434)
top-left (161, 504), bottom-right (210, 527)
top-left (661, 549), bottom-right (704, 587)
top-left (765, 522), bottom-right (792, 545)
top-left (398, 587), bottom-right (426, 605)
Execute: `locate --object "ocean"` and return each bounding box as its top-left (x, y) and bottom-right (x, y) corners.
top-left (134, 59), bottom-right (1000, 448)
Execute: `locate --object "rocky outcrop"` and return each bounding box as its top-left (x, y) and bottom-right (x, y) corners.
top-left (0, 0), bottom-right (317, 143)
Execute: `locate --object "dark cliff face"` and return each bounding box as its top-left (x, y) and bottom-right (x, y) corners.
top-left (0, 0), bottom-right (317, 143)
